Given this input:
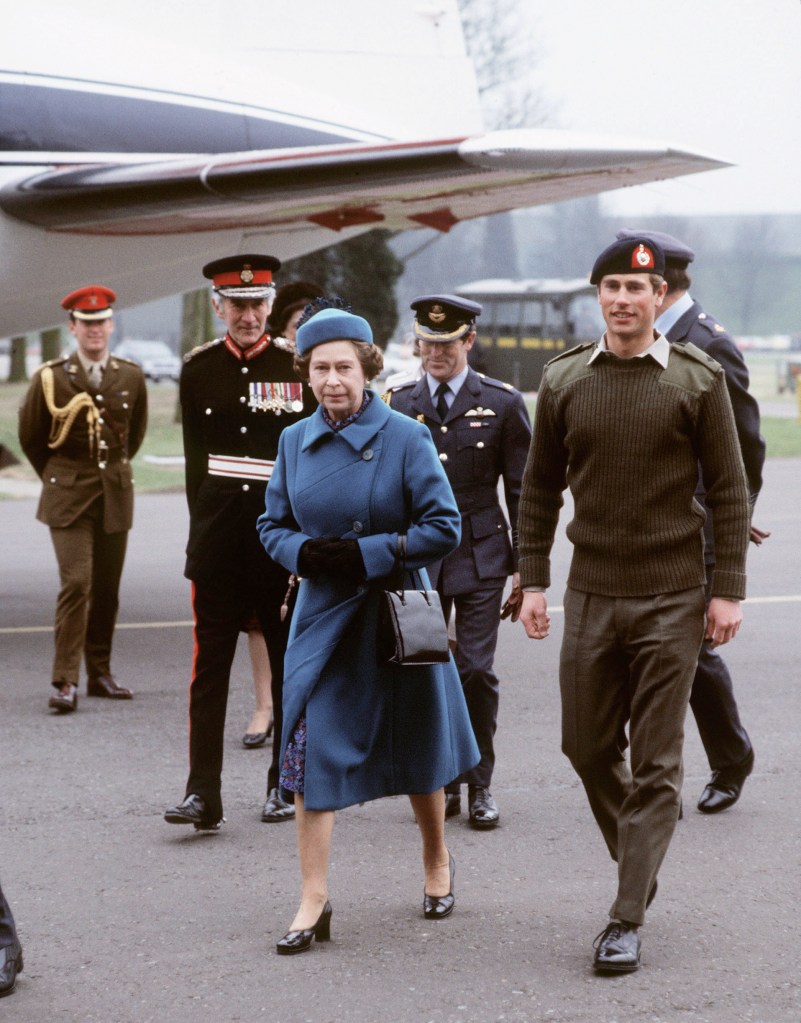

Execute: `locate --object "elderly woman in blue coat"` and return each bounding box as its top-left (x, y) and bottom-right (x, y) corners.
top-left (257, 305), bottom-right (479, 955)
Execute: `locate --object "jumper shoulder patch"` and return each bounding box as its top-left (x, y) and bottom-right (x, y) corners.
top-left (662, 342), bottom-right (721, 394)
top-left (542, 342), bottom-right (595, 390)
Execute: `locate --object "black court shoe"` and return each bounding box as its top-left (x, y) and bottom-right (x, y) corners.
top-left (423, 853), bottom-right (455, 920)
top-left (276, 902), bottom-right (332, 955)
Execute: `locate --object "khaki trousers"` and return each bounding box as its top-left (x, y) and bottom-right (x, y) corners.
top-left (560, 586), bottom-right (705, 926)
top-left (49, 498), bottom-right (128, 686)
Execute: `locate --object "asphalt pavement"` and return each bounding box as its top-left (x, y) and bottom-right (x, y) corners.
top-left (1, 460), bottom-right (799, 1023)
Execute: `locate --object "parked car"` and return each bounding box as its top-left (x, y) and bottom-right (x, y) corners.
top-left (113, 339), bottom-right (181, 382)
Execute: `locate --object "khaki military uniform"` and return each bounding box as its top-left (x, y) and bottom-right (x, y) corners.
top-left (18, 352), bottom-right (148, 687)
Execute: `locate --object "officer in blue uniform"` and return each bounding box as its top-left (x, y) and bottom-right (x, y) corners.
top-left (387, 296), bottom-right (532, 828)
top-left (164, 254), bottom-right (318, 831)
top-left (617, 228), bottom-right (767, 814)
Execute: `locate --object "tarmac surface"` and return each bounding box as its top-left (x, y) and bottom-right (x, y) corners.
top-left (1, 460), bottom-right (799, 1023)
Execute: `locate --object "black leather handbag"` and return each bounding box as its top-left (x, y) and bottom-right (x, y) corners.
top-left (377, 535), bottom-right (450, 666)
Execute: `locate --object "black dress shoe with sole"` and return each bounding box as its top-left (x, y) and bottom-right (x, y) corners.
top-left (468, 786), bottom-right (499, 828)
top-left (423, 853), bottom-right (455, 920)
top-left (87, 674), bottom-right (133, 699)
top-left (164, 794), bottom-right (223, 831)
top-left (261, 788), bottom-right (295, 822)
top-left (593, 921), bottom-right (641, 973)
top-left (444, 793), bottom-right (462, 819)
top-left (697, 748), bottom-right (755, 814)
top-left (276, 901), bottom-right (332, 955)
top-left (0, 941), bottom-right (23, 998)
top-left (48, 683), bottom-right (78, 713)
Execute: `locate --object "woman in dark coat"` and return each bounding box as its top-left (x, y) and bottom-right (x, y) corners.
top-left (257, 306), bottom-right (478, 955)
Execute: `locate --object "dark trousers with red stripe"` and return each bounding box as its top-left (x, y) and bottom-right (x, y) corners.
top-left (186, 559), bottom-right (291, 821)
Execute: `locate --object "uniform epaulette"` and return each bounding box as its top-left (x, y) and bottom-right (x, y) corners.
top-left (695, 312), bottom-right (729, 337)
top-left (270, 334), bottom-right (296, 354)
top-left (183, 338), bottom-right (223, 363)
top-left (547, 341), bottom-right (595, 365)
top-left (110, 355), bottom-right (141, 368)
top-left (671, 340), bottom-right (721, 370)
top-left (476, 373), bottom-right (517, 393)
top-left (39, 354), bottom-right (69, 369)
top-left (380, 390), bottom-right (393, 405)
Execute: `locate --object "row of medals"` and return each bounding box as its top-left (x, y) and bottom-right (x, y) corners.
top-left (248, 382), bottom-right (303, 415)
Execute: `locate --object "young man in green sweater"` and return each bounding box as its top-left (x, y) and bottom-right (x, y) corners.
top-left (517, 236), bottom-right (751, 973)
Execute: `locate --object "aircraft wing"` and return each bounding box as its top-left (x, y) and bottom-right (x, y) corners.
top-left (0, 129), bottom-right (729, 239)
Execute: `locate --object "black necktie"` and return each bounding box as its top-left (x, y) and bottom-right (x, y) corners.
top-left (435, 382), bottom-right (450, 420)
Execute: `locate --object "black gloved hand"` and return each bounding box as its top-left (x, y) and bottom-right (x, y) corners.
top-left (298, 538), bottom-right (365, 582)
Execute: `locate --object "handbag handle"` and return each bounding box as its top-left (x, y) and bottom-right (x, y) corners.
top-left (394, 534), bottom-right (432, 606)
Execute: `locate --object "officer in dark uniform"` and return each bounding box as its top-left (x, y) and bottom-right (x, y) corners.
top-left (164, 254), bottom-right (318, 832)
top-left (618, 228), bottom-right (767, 814)
top-left (18, 285), bottom-right (148, 713)
top-left (387, 296), bottom-right (532, 828)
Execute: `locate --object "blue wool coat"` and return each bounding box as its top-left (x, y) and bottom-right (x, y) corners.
top-left (257, 393), bottom-right (479, 811)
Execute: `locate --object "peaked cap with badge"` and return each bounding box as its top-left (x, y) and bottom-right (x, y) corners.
top-left (203, 254), bottom-right (281, 300)
top-left (61, 285), bottom-right (117, 321)
top-left (411, 294), bottom-right (482, 342)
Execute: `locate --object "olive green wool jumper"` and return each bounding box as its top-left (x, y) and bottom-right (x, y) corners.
top-left (518, 342), bottom-right (750, 599)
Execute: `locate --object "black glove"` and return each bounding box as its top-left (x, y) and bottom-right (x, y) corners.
top-left (298, 538), bottom-right (365, 582)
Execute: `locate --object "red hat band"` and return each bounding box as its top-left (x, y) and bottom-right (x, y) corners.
top-left (212, 268), bottom-right (274, 288)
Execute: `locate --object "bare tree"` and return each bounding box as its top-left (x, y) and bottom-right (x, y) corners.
top-left (458, 0), bottom-right (552, 130)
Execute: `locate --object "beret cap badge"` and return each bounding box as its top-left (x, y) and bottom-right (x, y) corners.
top-left (633, 244), bottom-right (655, 269)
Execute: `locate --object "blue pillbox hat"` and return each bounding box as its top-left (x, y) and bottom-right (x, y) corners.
top-left (295, 307), bottom-right (373, 355)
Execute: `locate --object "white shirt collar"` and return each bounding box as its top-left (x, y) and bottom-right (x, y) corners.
top-left (654, 291), bottom-right (694, 336)
top-left (587, 332), bottom-right (670, 369)
top-left (426, 365), bottom-right (469, 400)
